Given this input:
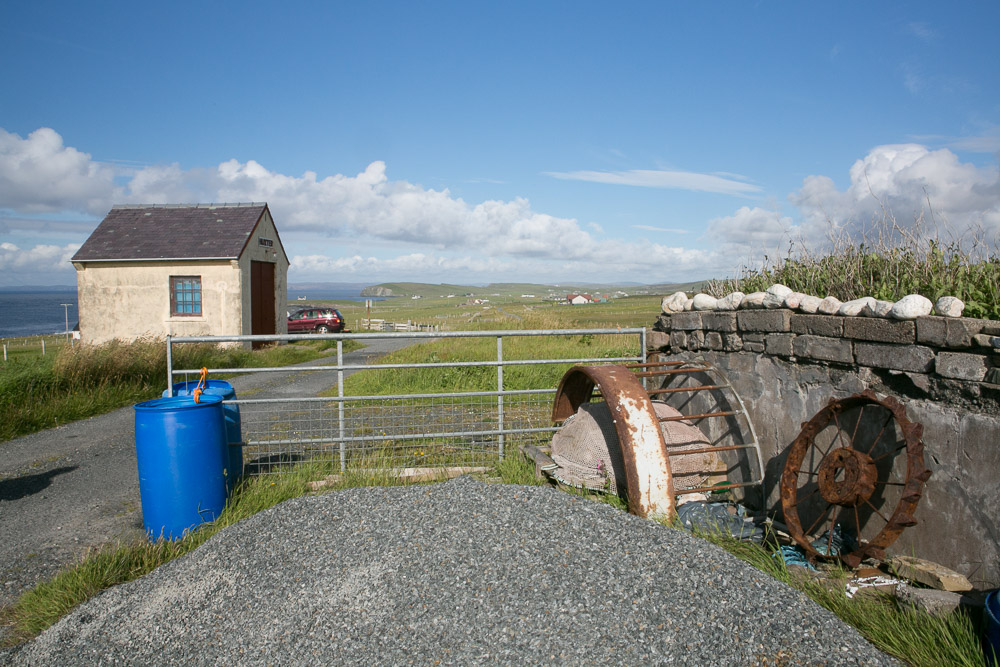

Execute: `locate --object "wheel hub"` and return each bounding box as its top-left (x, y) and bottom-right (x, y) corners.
top-left (817, 447), bottom-right (877, 506)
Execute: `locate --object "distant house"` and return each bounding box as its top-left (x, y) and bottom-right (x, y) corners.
top-left (71, 203), bottom-right (289, 346)
top-left (566, 294), bottom-right (594, 305)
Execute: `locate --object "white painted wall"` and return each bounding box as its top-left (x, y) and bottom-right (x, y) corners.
top-left (74, 260), bottom-right (243, 344)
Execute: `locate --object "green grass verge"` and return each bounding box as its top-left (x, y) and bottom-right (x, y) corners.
top-left (695, 529), bottom-right (987, 667)
top-left (0, 338), bottom-right (361, 442)
top-left (331, 331), bottom-right (639, 398)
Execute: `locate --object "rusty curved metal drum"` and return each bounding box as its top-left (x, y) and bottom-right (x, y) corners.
top-left (549, 360), bottom-right (764, 522)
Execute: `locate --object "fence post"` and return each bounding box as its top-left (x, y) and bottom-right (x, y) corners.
top-left (497, 335), bottom-right (504, 460)
top-left (338, 339), bottom-right (346, 473)
top-left (166, 335), bottom-right (174, 396)
top-left (41, 339), bottom-right (45, 355)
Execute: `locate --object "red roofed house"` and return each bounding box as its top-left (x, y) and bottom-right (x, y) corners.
top-left (71, 203), bottom-right (289, 345)
top-left (566, 294), bottom-right (594, 305)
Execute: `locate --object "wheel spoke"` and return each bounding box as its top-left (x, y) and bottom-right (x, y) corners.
top-left (832, 411), bottom-right (848, 451)
top-left (826, 507), bottom-right (842, 555)
top-left (866, 410), bottom-right (895, 455)
top-left (863, 498), bottom-right (891, 524)
top-left (850, 404), bottom-right (865, 446)
top-left (792, 488), bottom-right (820, 507)
top-left (805, 503), bottom-right (833, 537)
top-left (872, 442), bottom-right (907, 463)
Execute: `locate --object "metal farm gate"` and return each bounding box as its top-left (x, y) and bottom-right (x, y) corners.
top-left (166, 329), bottom-right (646, 475)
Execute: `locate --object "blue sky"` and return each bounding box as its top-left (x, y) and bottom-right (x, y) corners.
top-left (1, 1), bottom-right (998, 286)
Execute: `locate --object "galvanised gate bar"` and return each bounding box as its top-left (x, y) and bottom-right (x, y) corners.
top-left (166, 329), bottom-right (646, 475)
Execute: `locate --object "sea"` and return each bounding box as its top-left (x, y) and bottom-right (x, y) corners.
top-left (0, 288), bottom-right (384, 339)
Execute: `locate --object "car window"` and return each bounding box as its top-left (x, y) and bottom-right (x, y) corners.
top-left (320, 310), bottom-right (333, 317)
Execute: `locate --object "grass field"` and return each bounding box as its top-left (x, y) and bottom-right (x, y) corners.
top-left (336, 293), bottom-right (665, 332)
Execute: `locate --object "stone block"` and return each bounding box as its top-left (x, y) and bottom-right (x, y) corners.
top-left (765, 333), bottom-right (794, 357)
top-left (686, 330), bottom-right (704, 350)
top-left (791, 335), bottom-right (853, 364)
top-left (737, 309), bottom-right (791, 333)
top-left (790, 314), bottom-right (844, 337)
top-left (703, 331), bottom-right (723, 351)
top-left (742, 333), bottom-right (765, 343)
top-left (973, 333), bottom-right (1000, 349)
top-left (722, 333), bottom-right (743, 352)
top-left (935, 351), bottom-right (987, 381)
top-left (670, 331), bottom-right (687, 350)
top-left (843, 318), bottom-right (915, 344)
top-left (670, 312), bottom-right (704, 331)
top-left (855, 342), bottom-right (935, 373)
top-left (654, 314), bottom-right (671, 332)
top-left (647, 330), bottom-right (670, 351)
top-left (743, 341), bottom-right (764, 353)
top-left (915, 316), bottom-right (990, 348)
top-left (895, 584), bottom-right (986, 617)
top-left (701, 312), bottom-right (738, 333)
top-left (889, 556), bottom-right (972, 592)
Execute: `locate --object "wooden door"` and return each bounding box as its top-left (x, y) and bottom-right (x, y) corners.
top-left (250, 261), bottom-right (276, 349)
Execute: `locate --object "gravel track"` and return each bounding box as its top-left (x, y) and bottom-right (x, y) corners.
top-left (4, 477), bottom-right (896, 666)
top-left (0, 337), bottom-right (420, 617)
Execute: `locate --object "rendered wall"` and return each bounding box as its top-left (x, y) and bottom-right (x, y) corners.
top-left (74, 260), bottom-right (243, 344)
top-left (237, 209), bottom-right (289, 336)
top-left (649, 309), bottom-right (1000, 588)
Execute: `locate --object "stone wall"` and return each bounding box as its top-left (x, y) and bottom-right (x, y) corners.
top-left (648, 310), bottom-right (1000, 588)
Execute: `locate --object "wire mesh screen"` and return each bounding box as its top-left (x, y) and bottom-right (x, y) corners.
top-left (239, 391), bottom-right (557, 474)
top-left (165, 329), bottom-right (645, 477)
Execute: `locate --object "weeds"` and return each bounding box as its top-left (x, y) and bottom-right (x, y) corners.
top-left (693, 527), bottom-right (987, 667)
top-left (706, 218), bottom-right (1000, 320)
top-left (0, 338), bottom-right (359, 441)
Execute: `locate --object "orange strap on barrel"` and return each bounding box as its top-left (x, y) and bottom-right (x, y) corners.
top-left (192, 367), bottom-right (208, 404)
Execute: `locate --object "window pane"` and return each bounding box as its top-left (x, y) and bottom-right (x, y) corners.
top-left (171, 276), bottom-right (202, 316)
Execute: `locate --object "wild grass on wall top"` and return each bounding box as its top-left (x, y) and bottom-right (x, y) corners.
top-left (701, 219), bottom-right (1000, 321)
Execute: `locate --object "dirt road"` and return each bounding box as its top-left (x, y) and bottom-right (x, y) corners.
top-left (0, 337), bottom-right (419, 619)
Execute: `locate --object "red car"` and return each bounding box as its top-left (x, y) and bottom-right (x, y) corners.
top-left (287, 307), bottom-right (345, 334)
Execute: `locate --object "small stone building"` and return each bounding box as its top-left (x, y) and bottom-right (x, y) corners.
top-left (71, 203), bottom-right (288, 345)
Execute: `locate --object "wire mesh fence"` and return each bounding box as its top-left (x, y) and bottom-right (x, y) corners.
top-left (166, 329), bottom-right (646, 475)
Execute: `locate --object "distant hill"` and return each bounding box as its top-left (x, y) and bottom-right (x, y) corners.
top-left (358, 281), bottom-right (711, 298)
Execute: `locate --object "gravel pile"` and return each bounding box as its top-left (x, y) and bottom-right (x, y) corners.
top-left (4, 477), bottom-right (896, 665)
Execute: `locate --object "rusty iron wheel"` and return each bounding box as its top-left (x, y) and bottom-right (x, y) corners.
top-left (779, 390), bottom-right (931, 568)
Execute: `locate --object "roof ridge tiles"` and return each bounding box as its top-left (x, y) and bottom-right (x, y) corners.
top-left (111, 202), bottom-right (266, 209)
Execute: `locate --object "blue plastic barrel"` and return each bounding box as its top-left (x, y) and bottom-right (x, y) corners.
top-left (134, 394), bottom-right (228, 540)
top-left (166, 380), bottom-right (243, 491)
top-left (987, 590), bottom-right (1000, 665)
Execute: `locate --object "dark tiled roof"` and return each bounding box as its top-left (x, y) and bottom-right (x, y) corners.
top-left (72, 204), bottom-right (269, 261)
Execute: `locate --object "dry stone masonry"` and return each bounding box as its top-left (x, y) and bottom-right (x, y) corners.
top-left (648, 286), bottom-right (1000, 588)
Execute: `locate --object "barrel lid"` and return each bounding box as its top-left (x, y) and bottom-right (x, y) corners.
top-left (135, 394), bottom-right (224, 410)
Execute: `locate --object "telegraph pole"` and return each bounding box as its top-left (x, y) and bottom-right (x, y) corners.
top-left (61, 303), bottom-right (73, 345)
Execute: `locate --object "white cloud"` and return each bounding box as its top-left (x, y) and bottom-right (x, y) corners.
top-left (3, 128), bottom-right (996, 285)
top-left (0, 128), bottom-right (116, 214)
top-left (544, 168), bottom-right (761, 195)
top-left (0, 241), bottom-right (80, 284)
top-left (632, 224), bottom-right (690, 234)
top-left (706, 144), bottom-right (1000, 272)
top-left (793, 143), bottom-right (1000, 241)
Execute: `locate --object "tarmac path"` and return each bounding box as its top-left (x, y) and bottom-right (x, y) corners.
top-left (0, 337), bottom-right (420, 622)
